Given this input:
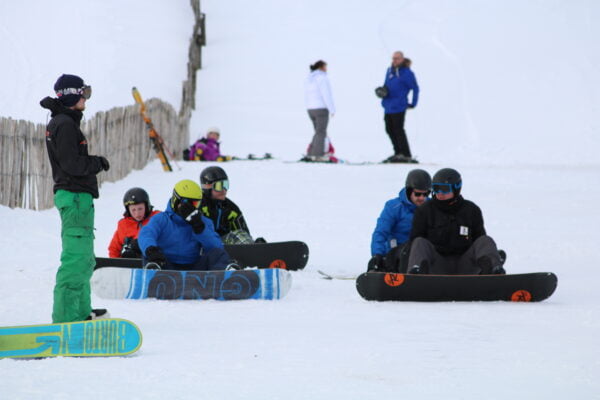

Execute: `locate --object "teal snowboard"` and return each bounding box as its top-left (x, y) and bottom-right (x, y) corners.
top-left (0, 318), bottom-right (142, 359)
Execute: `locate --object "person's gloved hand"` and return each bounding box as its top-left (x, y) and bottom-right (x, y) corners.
top-left (179, 202), bottom-right (205, 234)
top-left (407, 104), bottom-right (415, 109)
top-left (98, 156), bottom-right (110, 171)
top-left (367, 254), bottom-right (386, 272)
top-left (145, 246), bottom-right (166, 267)
top-left (121, 237), bottom-right (141, 258)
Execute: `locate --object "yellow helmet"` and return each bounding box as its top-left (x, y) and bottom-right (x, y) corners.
top-left (171, 179), bottom-right (202, 210)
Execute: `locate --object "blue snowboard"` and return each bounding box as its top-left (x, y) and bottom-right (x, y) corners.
top-left (0, 318), bottom-right (142, 359)
top-left (92, 267), bottom-right (292, 300)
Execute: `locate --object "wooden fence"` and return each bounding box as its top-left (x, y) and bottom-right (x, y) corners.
top-left (0, 0), bottom-right (205, 211)
top-left (0, 99), bottom-right (186, 210)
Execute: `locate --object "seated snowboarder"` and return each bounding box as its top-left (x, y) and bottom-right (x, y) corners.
top-left (138, 179), bottom-right (235, 270)
top-left (368, 169), bottom-right (431, 273)
top-left (185, 127), bottom-right (231, 162)
top-left (108, 187), bottom-right (160, 258)
top-left (199, 166), bottom-right (262, 244)
top-left (407, 168), bottom-right (506, 275)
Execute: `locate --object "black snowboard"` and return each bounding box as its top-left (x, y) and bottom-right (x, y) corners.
top-left (95, 241), bottom-right (309, 271)
top-left (226, 241), bottom-right (308, 270)
top-left (356, 272), bottom-right (557, 302)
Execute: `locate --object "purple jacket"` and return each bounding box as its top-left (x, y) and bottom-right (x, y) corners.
top-left (189, 138), bottom-right (221, 161)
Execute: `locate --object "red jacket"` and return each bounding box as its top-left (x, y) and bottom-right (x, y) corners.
top-left (108, 210), bottom-right (160, 257)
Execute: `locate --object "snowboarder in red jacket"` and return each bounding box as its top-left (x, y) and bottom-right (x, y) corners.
top-left (108, 187), bottom-right (160, 258)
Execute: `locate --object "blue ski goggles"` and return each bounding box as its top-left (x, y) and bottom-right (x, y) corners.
top-left (212, 179), bottom-right (229, 192)
top-left (432, 182), bottom-right (462, 194)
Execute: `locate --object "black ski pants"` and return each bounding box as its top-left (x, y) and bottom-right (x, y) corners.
top-left (408, 236), bottom-right (501, 275)
top-left (384, 111), bottom-right (412, 157)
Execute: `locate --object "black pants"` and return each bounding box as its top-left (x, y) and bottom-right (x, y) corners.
top-left (384, 112), bottom-right (412, 157)
top-left (408, 236), bottom-right (501, 275)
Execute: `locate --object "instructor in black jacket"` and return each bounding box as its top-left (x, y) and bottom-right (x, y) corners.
top-left (40, 74), bottom-right (110, 322)
top-left (407, 168), bottom-right (505, 275)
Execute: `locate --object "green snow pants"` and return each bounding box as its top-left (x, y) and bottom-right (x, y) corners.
top-left (52, 190), bottom-right (95, 323)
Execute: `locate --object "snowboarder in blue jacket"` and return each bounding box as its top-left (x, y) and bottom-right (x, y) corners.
top-left (376, 51), bottom-right (419, 163)
top-left (138, 180), bottom-right (233, 270)
top-left (368, 169), bottom-right (431, 272)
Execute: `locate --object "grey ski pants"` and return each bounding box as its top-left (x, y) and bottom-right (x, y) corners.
top-left (307, 108), bottom-right (329, 156)
top-left (408, 235), bottom-right (501, 274)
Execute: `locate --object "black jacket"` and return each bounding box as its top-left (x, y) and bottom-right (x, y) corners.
top-left (410, 195), bottom-right (486, 256)
top-left (200, 196), bottom-right (249, 237)
top-left (40, 97), bottom-right (104, 198)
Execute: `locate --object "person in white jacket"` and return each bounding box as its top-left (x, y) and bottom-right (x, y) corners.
top-left (304, 60), bottom-right (335, 160)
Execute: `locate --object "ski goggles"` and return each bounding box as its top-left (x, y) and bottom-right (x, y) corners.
top-left (412, 190), bottom-right (431, 198)
top-left (432, 182), bottom-right (462, 194)
top-left (56, 85), bottom-right (92, 100)
top-left (181, 198), bottom-right (201, 208)
top-left (211, 179), bottom-right (229, 192)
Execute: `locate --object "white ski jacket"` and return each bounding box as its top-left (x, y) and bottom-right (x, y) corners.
top-left (304, 70), bottom-right (336, 114)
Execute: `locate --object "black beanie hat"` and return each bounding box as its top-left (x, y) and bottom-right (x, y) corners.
top-left (54, 74), bottom-right (85, 107)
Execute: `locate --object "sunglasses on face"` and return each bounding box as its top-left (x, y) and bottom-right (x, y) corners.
top-left (212, 179), bottom-right (229, 192)
top-left (432, 182), bottom-right (462, 194)
top-left (413, 190), bottom-right (430, 198)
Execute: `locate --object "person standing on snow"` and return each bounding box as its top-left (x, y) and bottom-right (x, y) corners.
top-left (376, 51), bottom-right (419, 163)
top-left (40, 74), bottom-right (111, 322)
top-left (368, 169), bottom-right (431, 273)
top-left (108, 187), bottom-right (160, 258)
top-left (138, 180), bottom-right (235, 270)
top-left (304, 60), bottom-right (336, 161)
top-left (407, 168), bottom-right (505, 275)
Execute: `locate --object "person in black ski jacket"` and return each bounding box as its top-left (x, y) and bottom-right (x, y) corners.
top-left (407, 168), bottom-right (505, 275)
top-left (199, 166), bottom-right (261, 244)
top-left (40, 74), bottom-right (110, 323)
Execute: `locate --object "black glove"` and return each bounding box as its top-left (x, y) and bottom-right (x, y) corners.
top-left (407, 104), bottom-right (415, 109)
top-left (145, 246), bottom-right (167, 267)
top-left (367, 254), bottom-right (386, 272)
top-left (98, 156), bottom-right (110, 171)
top-left (179, 202), bottom-right (205, 234)
top-left (121, 237), bottom-right (141, 258)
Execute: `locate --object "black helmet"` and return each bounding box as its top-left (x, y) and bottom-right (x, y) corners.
top-left (432, 168), bottom-right (462, 196)
top-left (123, 187), bottom-right (152, 217)
top-left (405, 169), bottom-right (432, 191)
top-left (200, 166), bottom-right (228, 186)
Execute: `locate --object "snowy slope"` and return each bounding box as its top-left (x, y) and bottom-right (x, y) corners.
top-left (1, 1), bottom-right (600, 399)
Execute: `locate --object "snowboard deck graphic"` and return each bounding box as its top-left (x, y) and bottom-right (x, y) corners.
top-left (92, 267), bottom-right (292, 300)
top-left (0, 318), bottom-right (142, 359)
top-left (356, 272), bottom-right (557, 302)
top-left (95, 241), bottom-right (309, 271)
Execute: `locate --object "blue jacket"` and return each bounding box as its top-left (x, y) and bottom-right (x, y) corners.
top-left (138, 201), bottom-right (223, 265)
top-left (381, 66), bottom-right (419, 114)
top-left (370, 188), bottom-right (418, 256)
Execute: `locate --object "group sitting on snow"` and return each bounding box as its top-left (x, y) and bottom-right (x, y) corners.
top-left (368, 167), bottom-right (506, 275)
top-left (108, 166), bottom-right (264, 264)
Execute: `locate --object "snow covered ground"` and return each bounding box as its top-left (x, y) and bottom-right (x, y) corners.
top-left (1, 1), bottom-right (599, 399)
